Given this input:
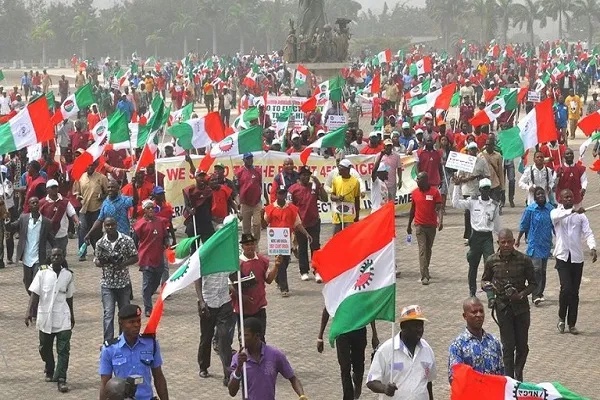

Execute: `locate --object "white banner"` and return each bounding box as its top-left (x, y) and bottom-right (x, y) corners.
top-left (265, 96), bottom-right (326, 129)
top-left (445, 151), bottom-right (477, 173)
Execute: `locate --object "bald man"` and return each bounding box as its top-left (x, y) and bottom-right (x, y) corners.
top-left (104, 377), bottom-right (128, 400)
top-left (448, 297), bottom-right (503, 383)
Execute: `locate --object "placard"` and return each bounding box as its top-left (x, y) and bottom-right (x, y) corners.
top-left (445, 151), bottom-right (477, 173)
top-left (527, 91), bottom-right (541, 103)
top-left (325, 115), bottom-right (347, 131)
top-left (267, 227), bottom-right (291, 255)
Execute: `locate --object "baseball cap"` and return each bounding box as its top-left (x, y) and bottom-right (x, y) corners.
top-left (377, 163), bottom-right (389, 172)
top-left (195, 168), bottom-right (208, 176)
top-left (214, 163), bottom-right (225, 169)
top-left (402, 122), bottom-right (410, 129)
top-left (383, 139), bottom-right (393, 146)
top-left (369, 131), bottom-right (379, 138)
top-left (298, 165), bottom-right (312, 175)
top-left (423, 112), bottom-right (433, 120)
top-left (118, 304), bottom-right (142, 319)
top-left (142, 199), bottom-right (155, 209)
top-left (479, 178), bottom-right (492, 188)
top-left (398, 305), bottom-right (428, 323)
top-left (467, 142), bottom-right (478, 150)
top-left (291, 133), bottom-right (301, 140)
top-left (242, 152), bottom-right (254, 159)
top-left (46, 179), bottom-right (59, 188)
top-left (415, 128), bottom-right (424, 134)
top-left (339, 159), bottom-right (353, 169)
top-left (152, 186), bottom-right (165, 195)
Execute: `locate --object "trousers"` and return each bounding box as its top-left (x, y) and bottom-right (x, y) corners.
top-left (531, 258), bottom-right (548, 300)
top-left (556, 257), bottom-right (584, 327)
top-left (240, 203), bottom-right (262, 241)
top-left (198, 301), bottom-right (234, 378)
top-left (39, 330), bottom-right (72, 381)
top-left (415, 225), bottom-right (436, 280)
top-left (497, 306), bottom-right (530, 381)
top-left (297, 223), bottom-right (321, 274)
top-left (101, 285), bottom-right (131, 342)
top-left (467, 231), bottom-right (494, 296)
top-left (274, 255), bottom-right (291, 292)
top-left (141, 263), bottom-right (165, 313)
top-left (336, 327), bottom-right (367, 400)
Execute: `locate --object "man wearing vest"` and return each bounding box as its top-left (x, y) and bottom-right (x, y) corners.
top-left (518, 151), bottom-right (556, 206)
top-left (39, 179), bottom-right (79, 255)
top-left (555, 148), bottom-right (587, 209)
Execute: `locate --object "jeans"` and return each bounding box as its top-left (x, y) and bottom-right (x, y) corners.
top-left (502, 160), bottom-right (515, 205)
top-left (415, 225), bottom-right (436, 280)
top-left (198, 301), bottom-right (234, 378)
top-left (556, 257), bottom-right (584, 327)
top-left (497, 307), bottom-right (530, 381)
top-left (39, 330), bottom-right (72, 381)
top-left (79, 210), bottom-right (101, 256)
top-left (531, 258), bottom-right (548, 300)
top-left (466, 231), bottom-right (494, 296)
top-left (101, 285), bottom-right (132, 342)
top-left (274, 255), bottom-right (291, 292)
top-left (141, 264), bottom-right (165, 314)
top-left (297, 223), bottom-right (321, 275)
top-left (336, 327), bottom-right (367, 400)
top-left (240, 203), bottom-right (262, 241)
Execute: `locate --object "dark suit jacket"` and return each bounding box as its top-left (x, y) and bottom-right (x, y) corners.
top-left (11, 213), bottom-right (55, 265)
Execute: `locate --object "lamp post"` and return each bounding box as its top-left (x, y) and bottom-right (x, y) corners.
top-left (82, 37), bottom-right (88, 60)
top-left (196, 38), bottom-right (200, 56)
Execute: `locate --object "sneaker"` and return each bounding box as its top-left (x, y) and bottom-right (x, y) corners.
top-left (78, 256), bottom-right (86, 262)
top-left (421, 277), bottom-right (430, 285)
top-left (557, 320), bottom-right (565, 334)
top-left (199, 370), bottom-right (210, 378)
top-left (57, 380), bottom-right (69, 393)
top-left (315, 273), bottom-right (323, 283)
top-left (281, 291), bottom-right (289, 298)
top-left (539, 296), bottom-right (545, 303)
top-left (569, 326), bottom-right (579, 335)
top-left (464, 239), bottom-right (469, 246)
top-left (487, 298), bottom-right (496, 309)
top-left (533, 297), bottom-right (541, 306)
top-left (145, 310), bottom-right (151, 317)
top-left (7, 259), bottom-right (13, 265)
top-left (300, 273), bottom-right (310, 281)
top-left (45, 375), bottom-right (56, 382)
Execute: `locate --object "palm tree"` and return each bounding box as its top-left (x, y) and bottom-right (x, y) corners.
top-left (542, 0), bottom-right (572, 39)
top-left (68, 12), bottom-right (99, 59)
top-left (513, 0), bottom-right (546, 45)
top-left (228, 0), bottom-right (257, 53)
top-left (31, 19), bottom-right (54, 66)
top-left (109, 13), bottom-right (137, 63)
top-left (427, 0), bottom-right (471, 50)
top-left (170, 12), bottom-right (199, 55)
top-left (496, 0), bottom-right (515, 44)
top-left (572, 0), bottom-right (600, 48)
top-left (145, 29), bottom-right (165, 58)
top-left (200, 0), bottom-right (220, 54)
top-left (470, 0), bottom-right (488, 45)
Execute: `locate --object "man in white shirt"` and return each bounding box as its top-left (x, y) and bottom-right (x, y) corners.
top-left (25, 248), bottom-right (75, 393)
top-left (0, 90), bottom-right (11, 115)
top-left (371, 153), bottom-right (389, 212)
top-left (518, 151), bottom-right (555, 205)
top-left (39, 179), bottom-right (79, 255)
top-left (220, 87), bottom-right (233, 126)
top-left (551, 189), bottom-right (597, 335)
top-left (367, 305), bottom-right (436, 400)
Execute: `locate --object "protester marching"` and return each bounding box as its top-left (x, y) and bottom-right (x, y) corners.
top-left (1, 31), bottom-right (600, 400)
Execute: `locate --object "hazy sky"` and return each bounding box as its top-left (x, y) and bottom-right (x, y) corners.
top-left (93, 0), bottom-right (424, 10)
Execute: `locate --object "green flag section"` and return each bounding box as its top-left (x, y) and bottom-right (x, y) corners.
top-left (404, 78), bottom-right (431, 100)
top-left (451, 364), bottom-right (589, 400)
top-left (315, 76), bottom-right (345, 102)
top-left (498, 98), bottom-right (555, 159)
top-left (143, 218), bottom-right (240, 335)
top-left (578, 131), bottom-right (600, 158)
top-left (242, 106), bottom-right (259, 123)
top-left (107, 110), bottom-right (130, 144)
top-left (174, 235), bottom-right (200, 259)
top-left (45, 92), bottom-right (55, 111)
top-left (450, 92), bottom-right (461, 107)
top-left (470, 90), bottom-right (518, 127)
top-left (312, 203), bottom-right (396, 346)
top-left (137, 96), bottom-right (165, 148)
top-left (374, 116), bottom-right (384, 130)
top-left (0, 96), bottom-right (53, 154)
top-left (275, 108), bottom-right (293, 136)
top-left (209, 125), bottom-right (263, 158)
top-left (0, 70), bottom-right (4, 81)
top-left (411, 83), bottom-right (457, 117)
top-left (171, 102), bottom-right (193, 123)
top-left (551, 63), bottom-right (566, 81)
top-left (168, 112), bottom-right (224, 150)
top-left (300, 124), bottom-right (348, 164)
top-left (51, 83), bottom-right (94, 125)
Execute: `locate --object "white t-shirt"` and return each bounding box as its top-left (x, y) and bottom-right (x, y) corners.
top-left (0, 97), bottom-right (11, 115)
top-left (367, 335), bottom-right (436, 400)
top-left (29, 266), bottom-right (74, 334)
top-left (371, 178), bottom-right (388, 212)
top-left (43, 195), bottom-right (77, 238)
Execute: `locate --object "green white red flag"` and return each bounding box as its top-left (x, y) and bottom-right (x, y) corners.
top-left (0, 96), bottom-right (53, 155)
top-left (51, 83), bottom-right (95, 125)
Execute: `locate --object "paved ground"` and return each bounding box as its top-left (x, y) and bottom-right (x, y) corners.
top-left (1, 74), bottom-right (599, 399)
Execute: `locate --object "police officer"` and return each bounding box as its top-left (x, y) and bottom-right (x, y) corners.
top-left (99, 304), bottom-right (169, 400)
top-left (481, 229), bottom-right (536, 382)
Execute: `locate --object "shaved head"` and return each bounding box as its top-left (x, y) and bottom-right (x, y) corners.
top-left (462, 297), bottom-right (483, 313)
top-left (498, 228), bottom-right (514, 240)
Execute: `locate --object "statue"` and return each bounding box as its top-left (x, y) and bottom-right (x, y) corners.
top-left (298, 0), bottom-right (326, 40)
top-left (283, 20), bottom-right (297, 63)
top-left (333, 18), bottom-right (351, 62)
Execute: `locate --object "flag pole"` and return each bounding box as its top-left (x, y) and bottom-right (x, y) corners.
top-left (390, 321), bottom-right (395, 384)
top-left (236, 270), bottom-right (249, 399)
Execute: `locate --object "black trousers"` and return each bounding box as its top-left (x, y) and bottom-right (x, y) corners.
top-left (556, 257), bottom-right (584, 328)
top-left (336, 327), bottom-right (367, 400)
top-left (463, 196), bottom-right (471, 239)
top-left (497, 306), bottom-right (530, 381)
top-left (197, 301), bottom-right (234, 378)
top-left (297, 222), bottom-right (321, 275)
top-left (235, 308), bottom-right (267, 346)
top-left (274, 255), bottom-right (291, 292)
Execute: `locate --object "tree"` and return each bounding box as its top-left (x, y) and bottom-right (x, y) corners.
top-left (109, 13), bottom-right (137, 63)
top-left (572, 0), bottom-right (600, 48)
top-left (199, 0), bottom-right (221, 54)
top-left (542, 0), bottom-right (572, 39)
top-left (227, 0), bottom-right (257, 53)
top-left (496, 0), bottom-right (515, 44)
top-left (470, 0), bottom-right (489, 45)
top-left (68, 12), bottom-right (99, 59)
top-left (513, 0), bottom-right (546, 46)
top-left (31, 19), bottom-right (54, 66)
top-left (146, 29), bottom-right (165, 58)
top-left (427, 0), bottom-right (471, 50)
top-left (170, 12), bottom-right (199, 55)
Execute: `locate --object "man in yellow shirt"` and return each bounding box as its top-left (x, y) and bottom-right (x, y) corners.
top-left (565, 88), bottom-right (583, 140)
top-left (144, 73), bottom-right (155, 102)
top-left (330, 159), bottom-right (360, 234)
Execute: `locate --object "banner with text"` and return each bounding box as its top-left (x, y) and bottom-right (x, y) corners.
top-left (265, 96), bottom-right (327, 129)
top-left (155, 152), bottom-right (418, 228)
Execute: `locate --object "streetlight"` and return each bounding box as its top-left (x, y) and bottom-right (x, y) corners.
top-left (82, 37), bottom-right (88, 60)
top-left (196, 38), bottom-right (200, 56)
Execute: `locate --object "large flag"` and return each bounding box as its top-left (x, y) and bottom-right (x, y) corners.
top-left (144, 218), bottom-right (240, 335)
top-left (405, 78), bottom-right (431, 100)
top-left (71, 130), bottom-right (109, 180)
top-left (470, 90), bottom-right (518, 127)
top-left (487, 44), bottom-right (500, 59)
top-left (451, 364), bottom-right (589, 400)
top-left (135, 130), bottom-right (159, 172)
top-left (107, 110), bottom-right (130, 144)
top-left (578, 109), bottom-right (600, 136)
top-left (51, 83), bottom-right (94, 125)
top-left (370, 72), bottom-right (381, 95)
top-left (170, 102), bottom-right (194, 124)
top-left (168, 112), bottom-right (225, 150)
top-left (410, 83), bottom-right (457, 117)
top-left (209, 125), bottom-right (263, 158)
top-left (409, 56), bottom-right (433, 77)
top-left (299, 124), bottom-right (348, 165)
top-left (137, 96), bottom-right (165, 148)
top-left (551, 63), bottom-right (567, 82)
top-left (313, 203), bottom-right (396, 346)
top-left (498, 98), bottom-right (555, 159)
top-left (275, 108), bottom-right (293, 137)
top-left (314, 76), bottom-right (345, 102)
top-left (376, 49), bottom-right (392, 65)
top-left (0, 96), bottom-right (53, 155)
top-left (295, 65), bottom-right (310, 87)
top-left (242, 70), bottom-right (258, 88)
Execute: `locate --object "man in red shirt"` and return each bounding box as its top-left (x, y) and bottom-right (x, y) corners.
top-left (133, 199), bottom-right (169, 316)
top-left (87, 104), bottom-right (101, 130)
top-left (286, 133), bottom-right (306, 155)
top-left (69, 120), bottom-right (91, 154)
top-left (360, 132), bottom-right (383, 155)
top-left (417, 137), bottom-right (443, 187)
top-left (235, 153), bottom-right (263, 241)
top-left (407, 172), bottom-right (443, 285)
top-left (262, 187), bottom-right (312, 297)
top-left (210, 175), bottom-right (234, 225)
top-left (122, 172), bottom-right (154, 218)
top-left (540, 140), bottom-right (566, 171)
top-left (288, 166), bottom-right (328, 282)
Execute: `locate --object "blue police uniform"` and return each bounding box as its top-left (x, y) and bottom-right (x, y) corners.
top-left (99, 334), bottom-right (163, 400)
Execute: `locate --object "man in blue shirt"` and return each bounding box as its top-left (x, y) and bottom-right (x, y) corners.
top-left (553, 96), bottom-right (568, 143)
top-left (85, 179), bottom-right (138, 240)
top-left (99, 304), bottom-right (169, 400)
top-left (448, 297), bottom-right (503, 383)
top-left (516, 186), bottom-right (554, 306)
top-left (117, 94), bottom-right (134, 122)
